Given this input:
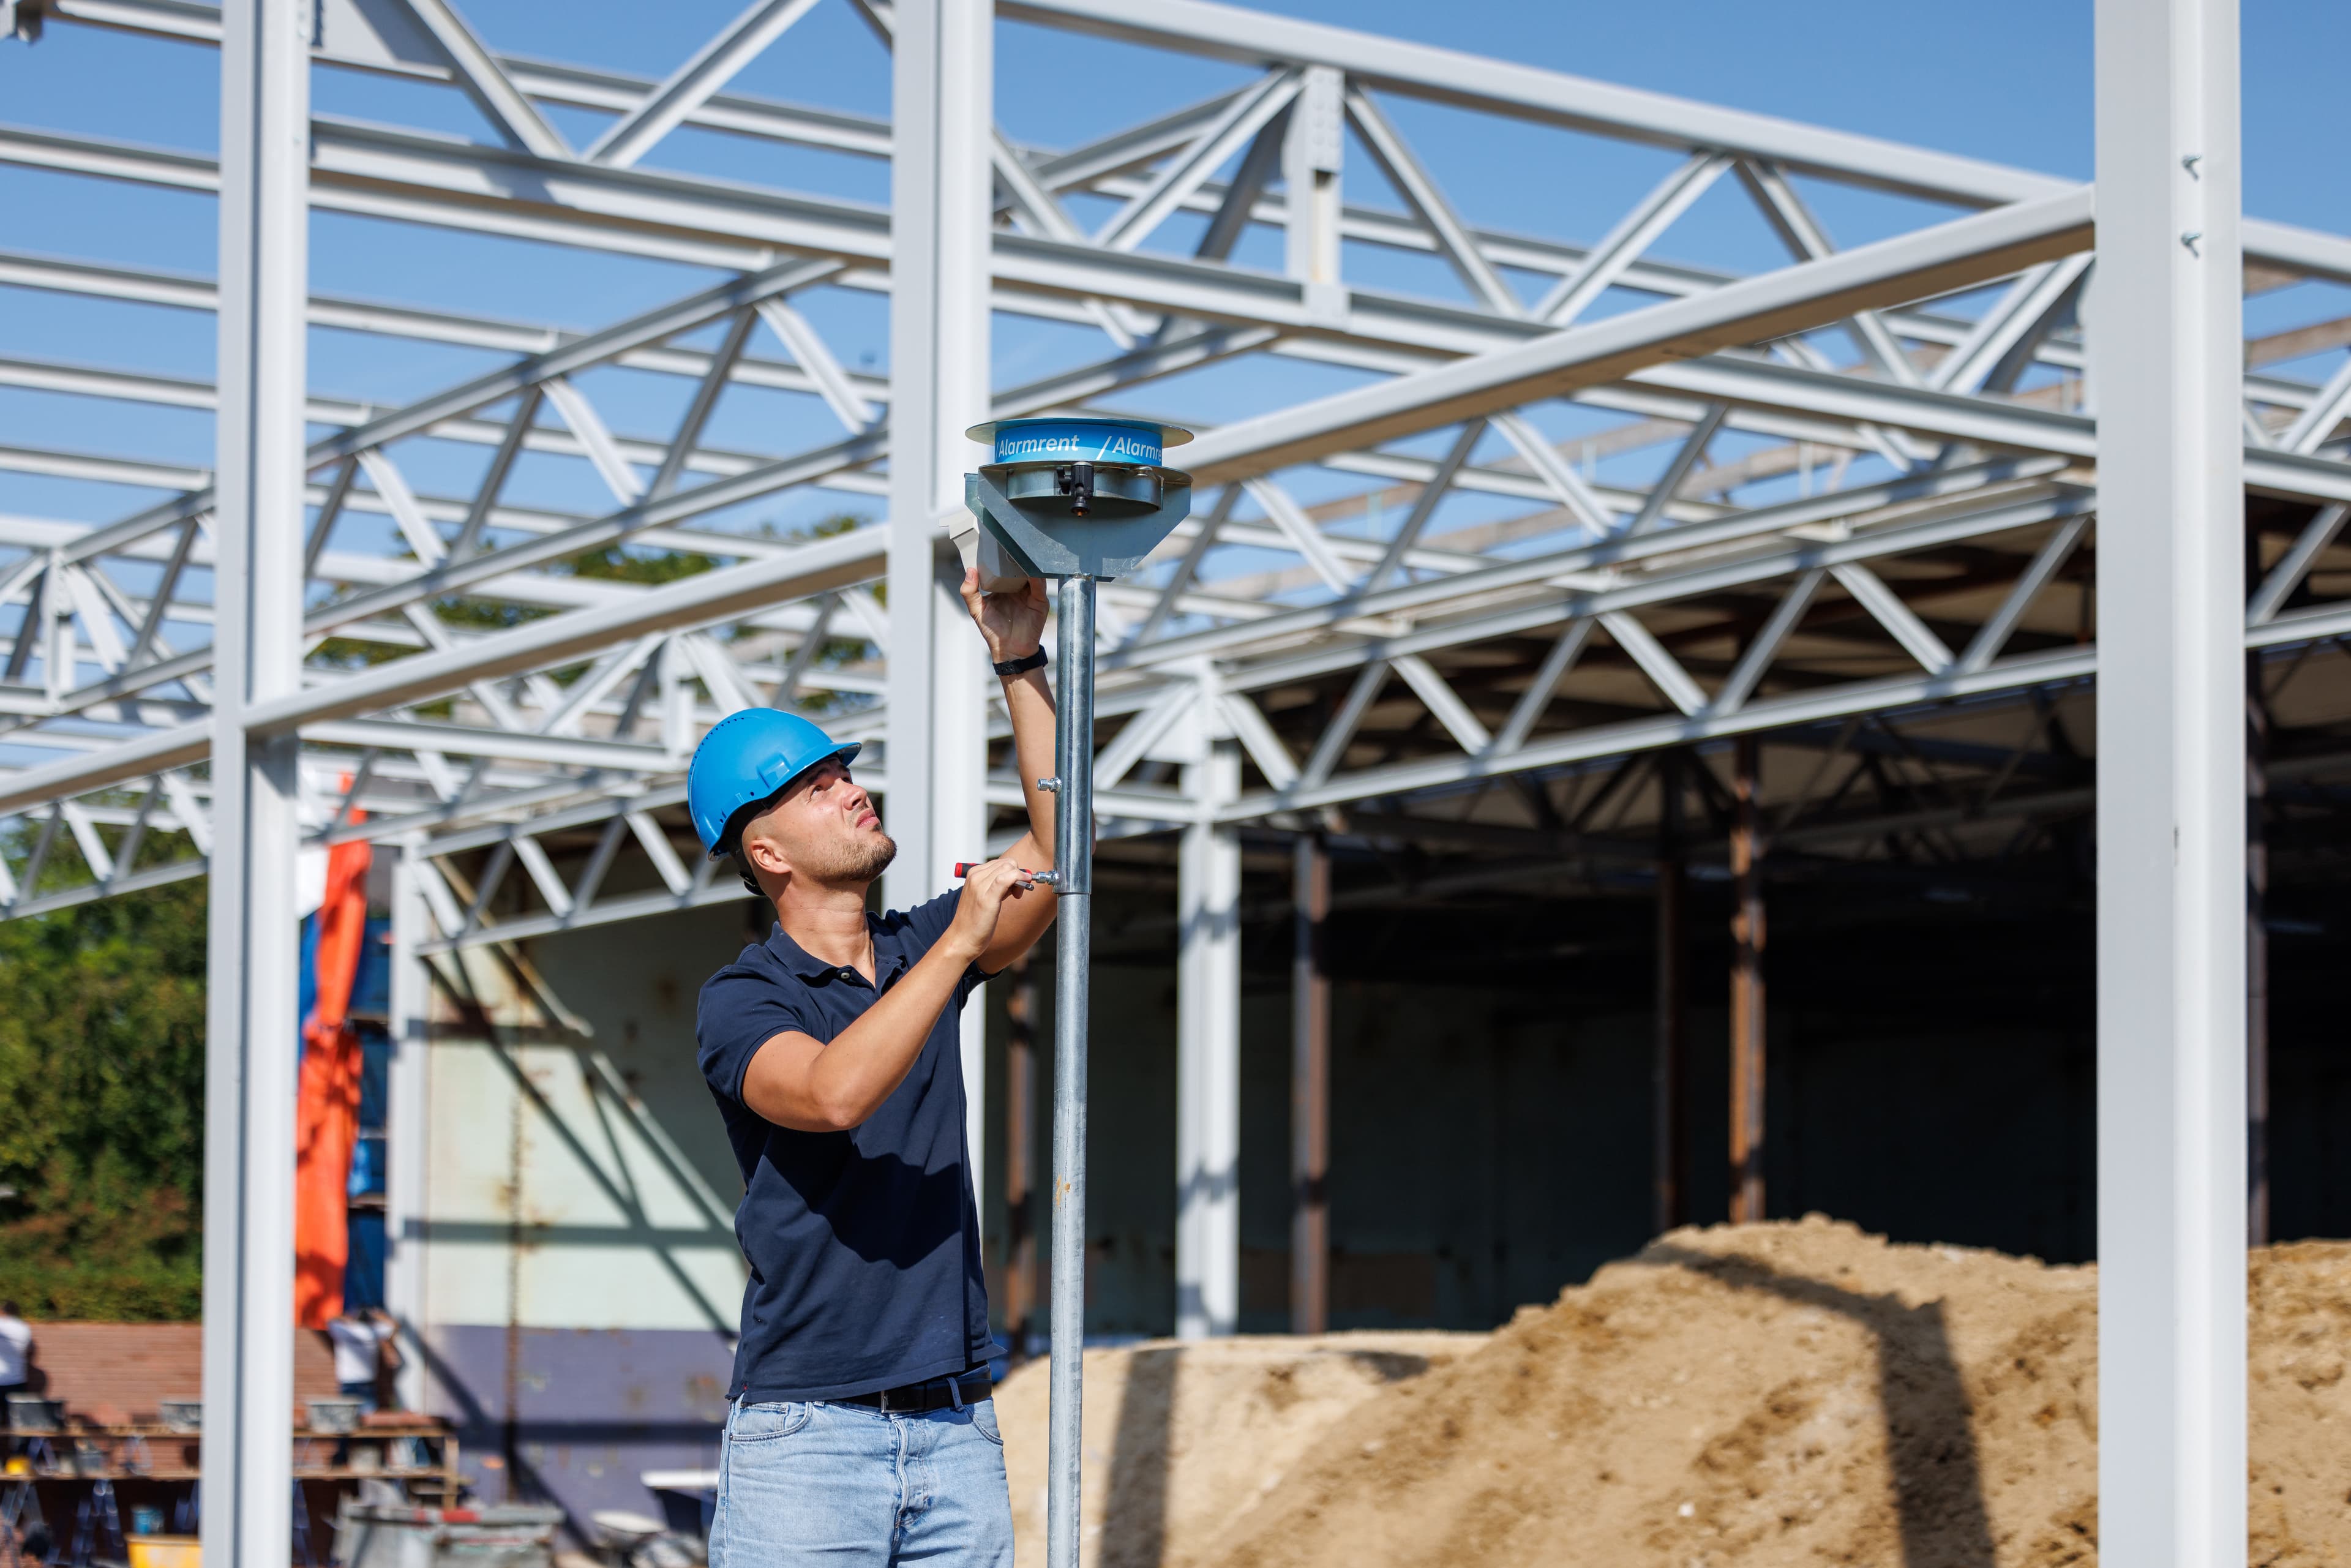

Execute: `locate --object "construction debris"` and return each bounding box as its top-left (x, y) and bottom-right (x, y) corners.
top-left (997, 1217), bottom-right (2351, 1566)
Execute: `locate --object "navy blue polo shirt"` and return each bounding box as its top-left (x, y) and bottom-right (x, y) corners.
top-left (696, 890), bottom-right (992, 1402)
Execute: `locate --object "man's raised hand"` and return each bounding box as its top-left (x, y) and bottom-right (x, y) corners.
top-left (960, 567), bottom-right (1049, 666)
top-left (944, 856), bottom-right (1034, 961)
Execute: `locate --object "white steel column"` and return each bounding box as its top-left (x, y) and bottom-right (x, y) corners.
top-left (883, 0), bottom-right (994, 1187)
top-left (1283, 63), bottom-right (1346, 317)
top-left (1176, 730), bottom-right (1242, 1338)
top-left (383, 844), bottom-right (433, 1416)
top-left (2094, 1), bottom-right (2246, 1561)
top-left (202, 1), bottom-right (309, 1561)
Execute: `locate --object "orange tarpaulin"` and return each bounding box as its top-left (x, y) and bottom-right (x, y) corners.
top-left (294, 830), bottom-right (372, 1331)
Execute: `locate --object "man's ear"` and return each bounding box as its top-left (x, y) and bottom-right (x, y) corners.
top-left (741, 829), bottom-right (790, 879)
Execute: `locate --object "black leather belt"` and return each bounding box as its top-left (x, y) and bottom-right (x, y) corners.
top-left (835, 1369), bottom-right (992, 1415)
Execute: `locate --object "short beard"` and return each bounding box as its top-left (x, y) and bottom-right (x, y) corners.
top-left (807, 830), bottom-right (897, 885)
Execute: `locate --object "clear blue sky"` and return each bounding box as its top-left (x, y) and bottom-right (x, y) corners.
top-left (0, 0), bottom-right (2344, 550)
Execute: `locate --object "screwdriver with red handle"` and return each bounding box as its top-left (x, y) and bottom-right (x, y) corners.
top-left (952, 861), bottom-right (1061, 885)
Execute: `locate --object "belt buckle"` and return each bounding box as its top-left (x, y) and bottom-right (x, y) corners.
top-left (876, 1384), bottom-right (904, 1414)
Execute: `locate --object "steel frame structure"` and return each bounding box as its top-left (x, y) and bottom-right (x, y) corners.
top-left (4, 0), bottom-right (2345, 1555)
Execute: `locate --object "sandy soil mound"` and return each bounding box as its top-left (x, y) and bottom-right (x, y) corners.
top-left (994, 1331), bottom-right (1482, 1568)
top-left (1000, 1218), bottom-right (2351, 1566)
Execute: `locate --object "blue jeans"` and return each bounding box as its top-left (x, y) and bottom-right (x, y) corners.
top-left (710, 1395), bottom-right (1013, 1567)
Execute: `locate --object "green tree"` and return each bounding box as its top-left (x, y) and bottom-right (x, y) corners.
top-left (0, 877), bottom-right (209, 1319)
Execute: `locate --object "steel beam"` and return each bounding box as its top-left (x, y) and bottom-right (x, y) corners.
top-left (2093, 1), bottom-right (2246, 1561)
top-left (0, 120), bottom-right (2115, 380)
top-left (384, 844), bottom-right (432, 1414)
top-left (45, 0), bottom-right (2351, 283)
top-left (1003, 955), bottom-right (1041, 1357)
top-left (1727, 735), bottom-right (1764, 1224)
top-left (1000, 0), bottom-right (2066, 205)
top-left (200, 4), bottom-right (306, 1562)
top-left (1176, 730), bottom-right (1242, 1339)
top-left (392, 0), bottom-right (570, 157)
top-left (2246, 664), bottom-right (2270, 1250)
top-left (1179, 189), bottom-right (2095, 484)
top-left (880, 0), bottom-right (993, 1195)
top-left (0, 526), bottom-right (887, 818)
top-left (583, 0), bottom-right (822, 168)
top-left (1282, 65), bottom-right (1343, 299)
top-left (1629, 353), bottom-right (2351, 506)
top-left (997, 0), bottom-right (2351, 287)
top-left (1290, 832), bottom-right (1330, 1334)
top-left (1653, 753), bottom-right (1686, 1234)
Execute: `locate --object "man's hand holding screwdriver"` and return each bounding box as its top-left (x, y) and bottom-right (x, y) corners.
top-left (942, 857), bottom-right (1040, 966)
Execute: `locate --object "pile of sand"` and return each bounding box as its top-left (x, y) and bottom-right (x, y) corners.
top-left (996, 1217), bottom-right (2351, 1566)
top-left (996, 1331), bottom-right (1482, 1568)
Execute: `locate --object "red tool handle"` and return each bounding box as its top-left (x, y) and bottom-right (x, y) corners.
top-left (954, 860), bottom-right (1057, 885)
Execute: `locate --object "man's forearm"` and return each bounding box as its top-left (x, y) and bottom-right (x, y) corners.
top-left (1004, 666), bottom-right (1059, 865)
top-left (801, 942), bottom-right (974, 1127)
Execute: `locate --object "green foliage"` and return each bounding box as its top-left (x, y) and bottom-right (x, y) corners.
top-left (792, 514), bottom-right (865, 542)
top-left (0, 879), bottom-right (209, 1319)
top-left (568, 542), bottom-right (721, 584)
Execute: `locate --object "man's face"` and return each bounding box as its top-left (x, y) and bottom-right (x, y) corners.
top-left (740, 756), bottom-right (896, 888)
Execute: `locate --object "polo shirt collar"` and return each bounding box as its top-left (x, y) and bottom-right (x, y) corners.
top-left (765, 917), bottom-right (913, 986)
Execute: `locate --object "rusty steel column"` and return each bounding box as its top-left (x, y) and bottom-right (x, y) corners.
top-left (1728, 735), bottom-right (1766, 1225)
top-left (1291, 833), bottom-right (1332, 1335)
top-left (1003, 954), bottom-right (1041, 1358)
top-left (1654, 752), bottom-right (1688, 1236)
top-left (2248, 666), bottom-right (2271, 1247)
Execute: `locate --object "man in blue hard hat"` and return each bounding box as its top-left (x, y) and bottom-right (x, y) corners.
top-left (690, 568), bottom-right (1059, 1567)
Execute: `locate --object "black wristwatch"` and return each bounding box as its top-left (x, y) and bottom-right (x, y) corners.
top-left (993, 648), bottom-right (1049, 678)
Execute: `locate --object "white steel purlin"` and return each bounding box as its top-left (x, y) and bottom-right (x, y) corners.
top-left (2094, 0), bottom-right (2247, 1561)
top-left (200, 1), bottom-right (308, 1562)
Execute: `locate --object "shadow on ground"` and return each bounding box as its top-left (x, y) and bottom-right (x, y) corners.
top-left (1638, 1242), bottom-right (1996, 1567)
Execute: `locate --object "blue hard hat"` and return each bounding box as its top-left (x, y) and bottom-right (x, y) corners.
top-left (686, 710), bottom-right (861, 859)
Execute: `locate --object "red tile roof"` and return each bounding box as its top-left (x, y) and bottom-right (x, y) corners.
top-left (17, 1322), bottom-right (341, 1426)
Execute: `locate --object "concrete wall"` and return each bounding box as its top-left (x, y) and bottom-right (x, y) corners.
top-left (411, 904), bottom-right (756, 1529)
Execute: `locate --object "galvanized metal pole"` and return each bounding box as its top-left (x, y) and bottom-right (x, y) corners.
top-left (1046, 574), bottom-right (1097, 1568)
top-left (203, 1), bottom-right (309, 1559)
top-left (2094, 0), bottom-right (2246, 1559)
